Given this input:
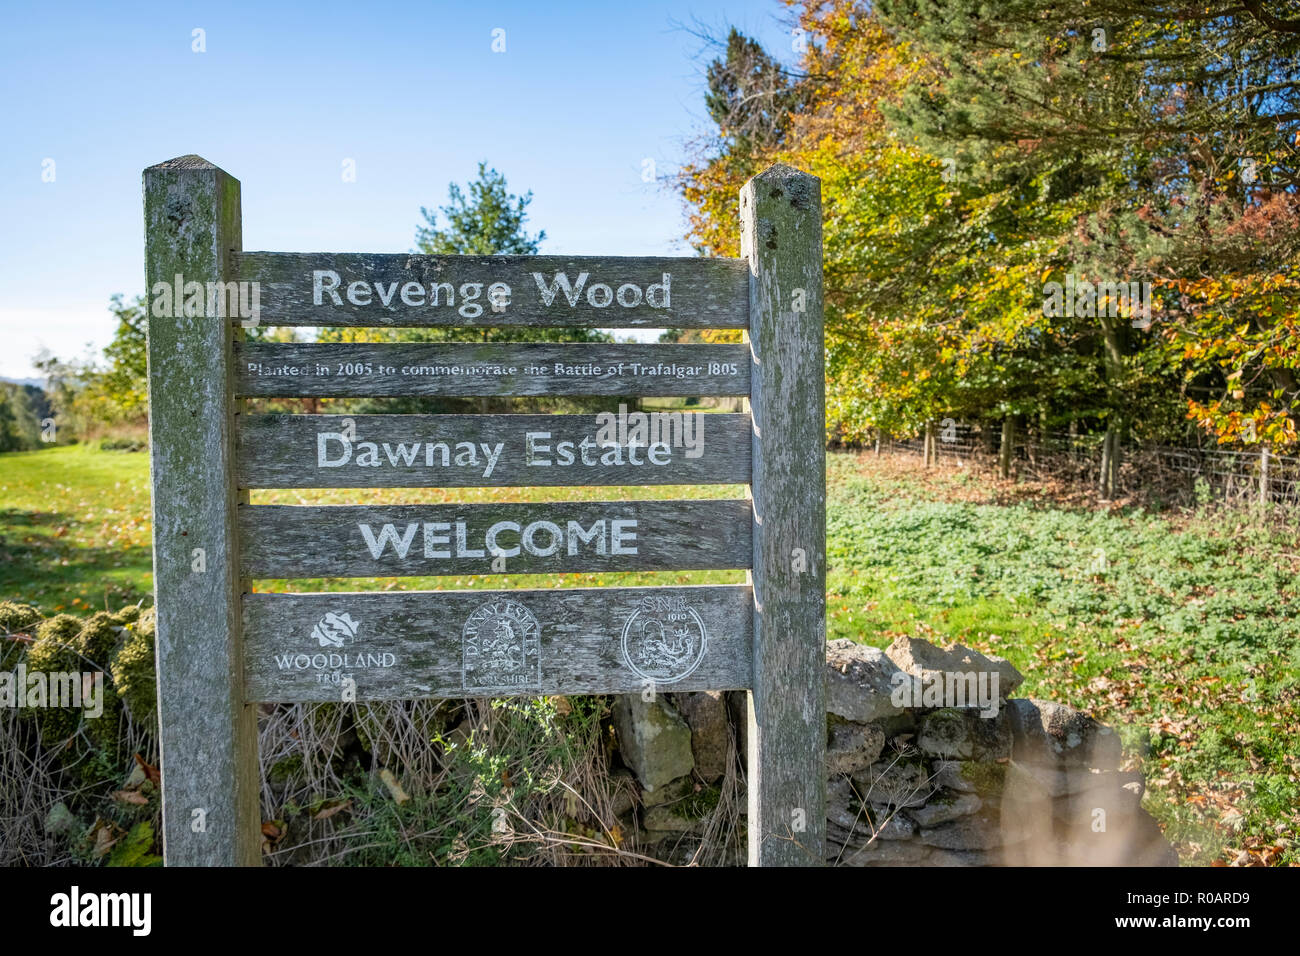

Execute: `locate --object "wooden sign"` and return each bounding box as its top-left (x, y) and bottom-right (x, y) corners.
top-left (144, 155), bottom-right (825, 868)
top-left (239, 500), bottom-right (752, 577)
top-left (236, 413), bottom-right (751, 488)
top-left (234, 342), bottom-right (750, 397)
top-left (235, 253), bottom-right (749, 328)
top-left (243, 585), bottom-right (753, 701)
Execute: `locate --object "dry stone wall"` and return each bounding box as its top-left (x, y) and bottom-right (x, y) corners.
top-left (613, 636), bottom-right (1177, 866)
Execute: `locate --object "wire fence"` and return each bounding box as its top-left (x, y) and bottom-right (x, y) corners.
top-left (879, 424), bottom-right (1300, 513)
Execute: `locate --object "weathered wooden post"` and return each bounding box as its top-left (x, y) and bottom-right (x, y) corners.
top-left (144, 156), bottom-right (260, 865)
top-left (740, 164), bottom-right (827, 866)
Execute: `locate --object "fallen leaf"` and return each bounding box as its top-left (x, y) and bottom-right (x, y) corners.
top-left (313, 799), bottom-right (352, 821)
top-left (132, 752), bottom-right (161, 785)
top-left (89, 820), bottom-right (118, 859)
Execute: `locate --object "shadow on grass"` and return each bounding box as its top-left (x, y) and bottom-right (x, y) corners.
top-left (0, 507), bottom-right (151, 611)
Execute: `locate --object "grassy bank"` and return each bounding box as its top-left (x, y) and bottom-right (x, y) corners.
top-left (825, 453), bottom-right (1300, 866)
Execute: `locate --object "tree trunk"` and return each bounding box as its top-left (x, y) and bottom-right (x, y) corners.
top-left (923, 420), bottom-right (934, 468)
top-left (999, 417), bottom-right (1014, 480)
top-left (1099, 430), bottom-right (1111, 498)
top-left (1108, 428), bottom-right (1120, 498)
top-left (1099, 424), bottom-right (1123, 500)
top-left (1097, 313), bottom-right (1127, 501)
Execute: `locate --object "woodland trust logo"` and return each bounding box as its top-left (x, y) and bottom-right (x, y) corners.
top-left (312, 610), bottom-right (360, 647)
top-left (272, 609), bottom-right (395, 687)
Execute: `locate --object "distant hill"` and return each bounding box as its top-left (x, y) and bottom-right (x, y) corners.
top-left (0, 377), bottom-right (45, 390)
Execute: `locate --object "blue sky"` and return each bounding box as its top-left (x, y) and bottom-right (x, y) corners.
top-left (0, 0), bottom-right (797, 380)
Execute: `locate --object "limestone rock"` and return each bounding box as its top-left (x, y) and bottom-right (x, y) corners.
top-left (907, 792), bottom-right (983, 827)
top-left (885, 635), bottom-right (1024, 696)
top-left (918, 814), bottom-right (1004, 850)
top-left (609, 768), bottom-right (638, 817)
top-left (613, 695), bottom-right (694, 792)
top-left (932, 759), bottom-right (1006, 794)
top-left (836, 838), bottom-right (930, 866)
top-left (1009, 762), bottom-right (1090, 797)
top-left (826, 719), bottom-right (886, 776)
top-left (827, 814), bottom-right (913, 848)
top-left (916, 708), bottom-right (1012, 760)
top-left (827, 821), bottom-right (863, 849)
top-left (851, 757), bottom-right (934, 809)
top-left (640, 774), bottom-right (694, 808)
top-left (825, 639), bottom-right (907, 723)
top-left (866, 809), bottom-right (916, 841)
top-left (673, 690), bottom-right (730, 783)
top-left (643, 804), bottom-right (705, 835)
top-left (1006, 698), bottom-right (1123, 770)
top-left (826, 776), bottom-right (863, 831)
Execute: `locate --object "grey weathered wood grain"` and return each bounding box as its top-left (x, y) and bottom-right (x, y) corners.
top-left (144, 155), bottom-right (260, 866)
top-left (234, 342), bottom-right (750, 398)
top-left (235, 252), bottom-right (748, 328)
top-left (239, 499), bottom-right (753, 578)
top-left (236, 413), bottom-right (751, 488)
top-left (243, 585), bottom-right (752, 701)
top-left (742, 164), bottom-right (827, 867)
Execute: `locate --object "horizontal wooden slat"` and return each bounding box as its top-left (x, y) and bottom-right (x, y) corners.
top-left (236, 252), bottom-right (749, 328)
top-left (242, 584), bottom-right (753, 701)
top-left (240, 500), bottom-right (752, 578)
top-left (234, 342), bottom-right (750, 397)
top-left (236, 413), bottom-right (751, 488)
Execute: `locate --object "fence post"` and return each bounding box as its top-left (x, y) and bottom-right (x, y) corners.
top-left (1259, 445), bottom-right (1271, 513)
top-left (740, 164), bottom-right (827, 866)
top-left (999, 417), bottom-right (1015, 480)
top-left (144, 155), bottom-right (260, 865)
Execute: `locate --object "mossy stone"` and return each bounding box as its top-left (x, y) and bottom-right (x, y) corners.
top-left (0, 601), bottom-right (41, 670)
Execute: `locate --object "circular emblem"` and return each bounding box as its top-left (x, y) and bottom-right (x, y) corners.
top-left (620, 598), bottom-right (707, 684)
top-left (462, 599), bottom-right (541, 690)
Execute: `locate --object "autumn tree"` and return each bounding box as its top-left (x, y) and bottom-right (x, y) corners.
top-left (680, 0), bottom-right (1300, 485)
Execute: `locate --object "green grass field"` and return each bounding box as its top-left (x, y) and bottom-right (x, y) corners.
top-left (0, 444), bottom-right (154, 613)
top-left (2, 443), bottom-right (1296, 865)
